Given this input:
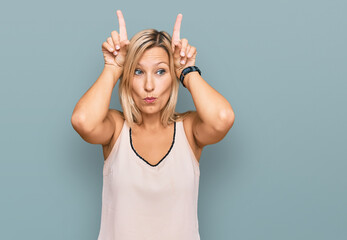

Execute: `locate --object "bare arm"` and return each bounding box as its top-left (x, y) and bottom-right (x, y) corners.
top-left (185, 72), bottom-right (235, 147)
top-left (71, 10), bottom-right (130, 145)
top-left (171, 13), bottom-right (235, 149)
top-left (71, 65), bottom-right (121, 133)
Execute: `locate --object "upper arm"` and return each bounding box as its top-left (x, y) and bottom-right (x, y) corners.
top-left (71, 109), bottom-right (117, 146)
top-left (191, 111), bottom-right (234, 149)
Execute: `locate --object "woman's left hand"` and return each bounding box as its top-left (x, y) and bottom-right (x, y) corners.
top-left (171, 14), bottom-right (197, 80)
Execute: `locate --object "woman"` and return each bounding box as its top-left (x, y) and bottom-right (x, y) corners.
top-left (71, 10), bottom-right (235, 240)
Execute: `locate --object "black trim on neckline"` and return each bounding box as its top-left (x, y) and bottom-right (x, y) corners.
top-left (129, 121), bottom-right (176, 167)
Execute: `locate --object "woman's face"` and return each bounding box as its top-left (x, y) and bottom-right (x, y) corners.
top-left (131, 47), bottom-right (172, 116)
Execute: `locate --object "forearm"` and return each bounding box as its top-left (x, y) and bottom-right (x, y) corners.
top-left (71, 64), bottom-right (123, 132)
top-left (184, 72), bottom-right (235, 130)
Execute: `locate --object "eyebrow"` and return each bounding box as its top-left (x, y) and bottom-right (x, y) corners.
top-left (137, 61), bottom-right (169, 67)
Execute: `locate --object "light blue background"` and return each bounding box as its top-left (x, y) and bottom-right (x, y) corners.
top-left (1, 0), bottom-right (346, 239)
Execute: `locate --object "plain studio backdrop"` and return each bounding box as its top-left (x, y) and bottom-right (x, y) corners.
top-left (0, 0), bottom-right (346, 239)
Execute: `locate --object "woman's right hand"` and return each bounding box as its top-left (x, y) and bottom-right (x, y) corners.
top-left (102, 10), bottom-right (130, 69)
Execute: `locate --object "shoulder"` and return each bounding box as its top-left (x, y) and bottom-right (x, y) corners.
top-left (176, 110), bottom-right (198, 125)
top-left (178, 111), bottom-right (203, 161)
top-left (108, 109), bottom-right (125, 125)
top-left (179, 110), bottom-right (198, 136)
top-left (102, 109), bottom-right (125, 160)
top-left (108, 109), bottom-right (126, 137)
top-left (174, 110), bottom-right (195, 121)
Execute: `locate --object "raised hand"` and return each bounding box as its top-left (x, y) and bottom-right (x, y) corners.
top-left (101, 10), bottom-right (130, 68)
top-left (171, 14), bottom-right (197, 79)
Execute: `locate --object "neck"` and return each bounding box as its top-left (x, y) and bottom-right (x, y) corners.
top-left (137, 112), bottom-right (165, 132)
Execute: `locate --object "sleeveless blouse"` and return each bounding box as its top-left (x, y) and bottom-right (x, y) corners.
top-left (97, 120), bottom-right (201, 240)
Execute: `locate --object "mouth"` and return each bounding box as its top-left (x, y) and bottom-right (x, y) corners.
top-left (143, 97), bottom-right (157, 103)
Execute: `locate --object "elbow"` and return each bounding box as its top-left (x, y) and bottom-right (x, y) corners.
top-left (216, 108), bottom-right (235, 132)
top-left (71, 113), bottom-right (90, 132)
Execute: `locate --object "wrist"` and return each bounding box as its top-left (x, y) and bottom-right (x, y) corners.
top-left (183, 71), bottom-right (199, 90)
top-left (104, 64), bottom-right (123, 84)
top-left (179, 66), bottom-right (201, 89)
top-left (104, 63), bottom-right (122, 71)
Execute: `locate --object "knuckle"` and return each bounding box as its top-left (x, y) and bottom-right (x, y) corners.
top-left (120, 40), bottom-right (127, 47)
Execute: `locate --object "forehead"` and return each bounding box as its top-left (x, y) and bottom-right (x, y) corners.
top-left (137, 47), bottom-right (169, 66)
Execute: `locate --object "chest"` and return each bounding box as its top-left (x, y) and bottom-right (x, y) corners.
top-left (131, 128), bottom-right (175, 166)
top-left (103, 119), bottom-right (202, 164)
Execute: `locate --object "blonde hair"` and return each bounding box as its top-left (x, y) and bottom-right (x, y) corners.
top-left (118, 29), bottom-right (192, 129)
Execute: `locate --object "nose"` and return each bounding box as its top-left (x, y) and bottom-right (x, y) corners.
top-left (144, 73), bottom-right (155, 92)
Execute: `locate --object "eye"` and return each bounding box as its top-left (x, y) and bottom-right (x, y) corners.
top-left (134, 69), bottom-right (142, 75)
top-left (157, 69), bottom-right (166, 75)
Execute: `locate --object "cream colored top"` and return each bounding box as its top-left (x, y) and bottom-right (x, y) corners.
top-left (97, 120), bottom-right (201, 240)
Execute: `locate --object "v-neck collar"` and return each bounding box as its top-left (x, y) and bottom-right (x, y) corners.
top-left (129, 121), bottom-right (176, 167)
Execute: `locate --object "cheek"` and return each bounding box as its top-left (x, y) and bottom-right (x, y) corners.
top-left (161, 83), bottom-right (172, 102)
top-left (166, 82), bottom-right (173, 95)
top-left (131, 82), bottom-right (142, 97)
top-left (164, 83), bottom-right (172, 94)
top-left (162, 76), bottom-right (173, 91)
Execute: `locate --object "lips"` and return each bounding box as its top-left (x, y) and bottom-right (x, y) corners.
top-left (144, 97), bottom-right (157, 100)
top-left (144, 97), bottom-right (157, 103)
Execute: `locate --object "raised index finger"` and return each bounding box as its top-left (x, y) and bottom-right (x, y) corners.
top-left (172, 13), bottom-right (182, 43)
top-left (116, 10), bottom-right (128, 41)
